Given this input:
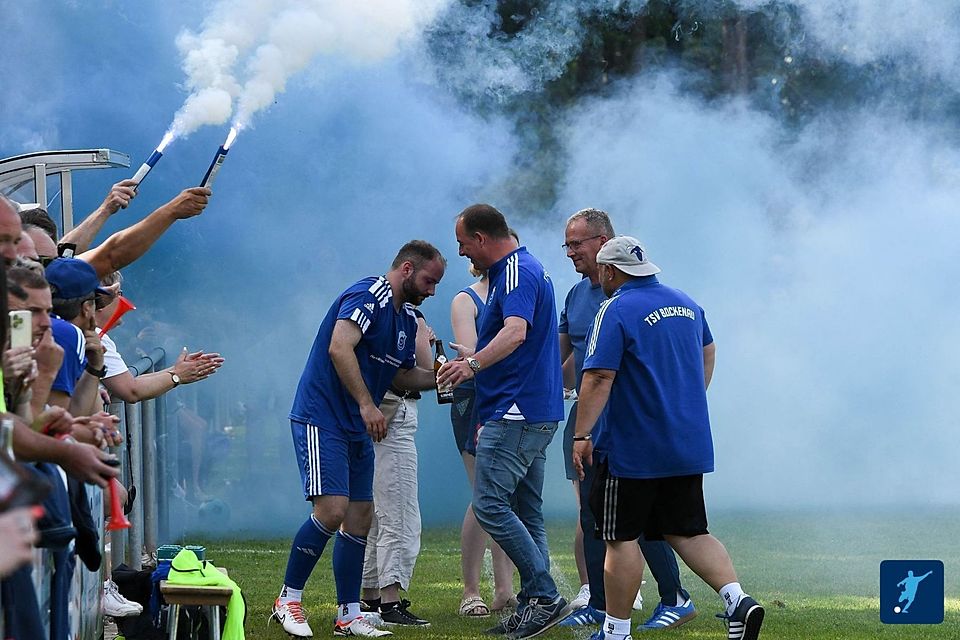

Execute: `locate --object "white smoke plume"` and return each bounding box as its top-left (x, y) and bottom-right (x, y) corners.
top-left (233, 0), bottom-right (448, 128)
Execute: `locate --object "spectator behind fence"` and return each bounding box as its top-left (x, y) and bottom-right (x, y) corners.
top-left (0, 196), bottom-right (22, 266)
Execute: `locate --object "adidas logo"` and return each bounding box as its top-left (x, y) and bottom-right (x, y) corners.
top-left (297, 546), bottom-right (317, 557)
top-left (364, 303), bottom-right (375, 312)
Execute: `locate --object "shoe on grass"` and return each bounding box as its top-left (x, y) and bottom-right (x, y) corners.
top-left (271, 599), bottom-right (313, 638)
top-left (640, 599), bottom-right (697, 629)
top-left (334, 616), bottom-right (393, 637)
top-left (507, 596), bottom-right (572, 640)
top-left (717, 596), bottom-right (764, 640)
top-left (570, 584), bottom-right (591, 610)
top-left (559, 604), bottom-right (604, 627)
top-left (380, 599), bottom-right (430, 626)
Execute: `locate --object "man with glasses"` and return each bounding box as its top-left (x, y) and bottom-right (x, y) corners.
top-left (558, 209), bottom-right (696, 631)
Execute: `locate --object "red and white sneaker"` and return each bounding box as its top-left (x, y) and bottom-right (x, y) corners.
top-left (334, 616), bottom-right (394, 637)
top-left (272, 599), bottom-right (314, 638)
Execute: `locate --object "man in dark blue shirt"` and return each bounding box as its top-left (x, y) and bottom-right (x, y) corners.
top-left (557, 209), bottom-right (694, 631)
top-left (573, 236), bottom-right (764, 640)
top-left (274, 240), bottom-right (445, 639)
top-left (438, 204), bottom-right (569, 640)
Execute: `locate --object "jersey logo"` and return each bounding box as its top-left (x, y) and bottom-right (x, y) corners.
top-left (397, 330), bottom-right (407, 351)
top-left (364, 302), bottom-right (375, 312)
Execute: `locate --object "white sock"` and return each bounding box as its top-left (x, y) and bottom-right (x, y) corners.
top-left (337, 602), bottom-right (361, 623)
top-left (602, 613), bottom-right (631, 640)
top-left (278, 585), bottom-right (303, 604)
top-left (673, 590), bottom-right (688, 607)
top-left (719, 582), bottom-right (745, 617)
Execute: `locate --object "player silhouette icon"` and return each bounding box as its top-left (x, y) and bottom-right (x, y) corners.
top-left (897, 570), bottom-right (933, 612)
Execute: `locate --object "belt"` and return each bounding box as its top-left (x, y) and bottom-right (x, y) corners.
top-left (388, 386), bottom-right (421, 400)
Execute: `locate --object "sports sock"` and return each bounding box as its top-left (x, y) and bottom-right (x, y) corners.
top-left (278, 585), bottom-right (304, 604)
top-left (602, 613), bottom-right (632, 640)
top-left (283, 515), bottom-right (335, 592)
top-left (337, 602), bottom-right (362, 624)
top-left (333, 530), bottom-right (368, 611)
top-left (361, 596), bottom-right (382, 611)
top-left (380, 600), bottom-right (399, 611)
top-left (668, 589), bottom-right (689, 608)
top-left (719, 582), bottom-right (746, 617)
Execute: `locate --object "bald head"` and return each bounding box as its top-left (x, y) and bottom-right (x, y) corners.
top-left (0, 196), bottom-right (23, 266)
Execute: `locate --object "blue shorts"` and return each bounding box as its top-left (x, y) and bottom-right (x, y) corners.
top-left (291, 420), bottom-right (374, 501)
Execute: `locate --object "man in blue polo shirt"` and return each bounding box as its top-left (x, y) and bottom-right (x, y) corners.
top-left (558, 209), bottom-right (695, 631)
top-left (438, 204), bottom-right (569, 640)
top-left (273, 240), bottom-right (446, 639)
top-left (572, 236), bottom-right (764, 640)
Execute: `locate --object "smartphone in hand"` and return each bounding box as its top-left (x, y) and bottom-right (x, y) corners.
top-left (8, 310), bottom-right (32, 348)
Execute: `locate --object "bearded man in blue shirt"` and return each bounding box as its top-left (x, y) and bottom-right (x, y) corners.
top-left (438, 204), bottom-right (571, 640)
top-left (572, 236), bottom-right (764, 640)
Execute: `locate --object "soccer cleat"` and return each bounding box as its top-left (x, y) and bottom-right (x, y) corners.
top-left (272, 599), bottom-right (314, 637)
top-left (380, 599), bottom-right (430, 626)
top-left (559, 604), bottom-right (604, 627)
top-left (717, 596), bottom-right (764, 640)
top-left (102, 579), bottom-right (143, 618)
top-left (485, 609), bottom-right (524, 635)
top-left (640, 599), bottom-right (697, 630)
top-left (334, 616), bottom-right (394, 637)
top-left (570, 584), bottom-right (591, 610)
top-left (507, 596), bottom-right (572, 640)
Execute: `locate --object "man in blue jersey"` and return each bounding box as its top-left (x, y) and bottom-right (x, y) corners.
top-left (273, 240), bottom-right (446, 639)
top-left (572, 236), bottom-right (764, 640)
top-left (438, 204), bottom-right (570, 640)
top-left (557, 210), bottom-right (695, 630)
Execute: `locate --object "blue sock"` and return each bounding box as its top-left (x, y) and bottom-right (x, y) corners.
top-left (283, 515), bottom-right (335, 589)
top-left (333, 530), bottom-right (367, 605)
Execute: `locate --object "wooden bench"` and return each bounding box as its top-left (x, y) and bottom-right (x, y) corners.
top-left (160, 567), bottom-right (231, 640)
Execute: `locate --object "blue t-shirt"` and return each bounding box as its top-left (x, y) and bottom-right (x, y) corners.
top-left (583, 276), bottom-right (715, 479)
top-left (474, 247), bottom-right (563, 424)
top-left (289, 275), bottom-right (418, 439)
top-left (51, 317), bottom-right (86, 396)
top-left (559, 276), bottom-right (606, 391)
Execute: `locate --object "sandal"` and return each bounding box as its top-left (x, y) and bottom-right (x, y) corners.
top-left (459, 596), bottom-right (491, 618)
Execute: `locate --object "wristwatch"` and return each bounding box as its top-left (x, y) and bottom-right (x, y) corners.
top-left (85, 363), bottom-right (107, 379)
top-left (169, 371), bottom-right (181, 387)
top-left (466, 357), bottom-right (481, 374)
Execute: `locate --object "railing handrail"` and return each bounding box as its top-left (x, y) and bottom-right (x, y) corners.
top-left (127, 347), bottom-right (166, 377)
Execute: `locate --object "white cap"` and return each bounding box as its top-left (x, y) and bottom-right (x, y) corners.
top-left (595, 235), bottom-right (660, 277)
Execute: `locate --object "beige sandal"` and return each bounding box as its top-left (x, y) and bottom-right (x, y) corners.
top-left (459, 596), bottom-right (491, 617)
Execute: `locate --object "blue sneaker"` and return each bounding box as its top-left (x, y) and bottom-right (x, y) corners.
top-left (559, 605), bottom-right (605, 627)
top-left (639, 600), bottom-right (697, 629)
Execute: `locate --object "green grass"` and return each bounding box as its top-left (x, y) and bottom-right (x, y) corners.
top-left (191, 509), bottom-right (960, 638)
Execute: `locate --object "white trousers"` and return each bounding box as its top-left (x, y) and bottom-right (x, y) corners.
top-left (362, 393), bottom-right (421, 591)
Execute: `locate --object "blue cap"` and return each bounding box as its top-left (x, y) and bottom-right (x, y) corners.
top-left (44, 258), bottom-right (110, 299)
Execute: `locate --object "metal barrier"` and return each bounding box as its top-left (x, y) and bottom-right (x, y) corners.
top-left (11, 348), bottom-right (169, 639)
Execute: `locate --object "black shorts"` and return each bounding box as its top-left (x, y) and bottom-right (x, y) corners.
top-left (450, 386), bottom-right (478, 455)
top-left (589, 458), bottom-right (709, 541)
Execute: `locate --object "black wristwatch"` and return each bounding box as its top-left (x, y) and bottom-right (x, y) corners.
top-left (85, 363), bottom-right (108, 379)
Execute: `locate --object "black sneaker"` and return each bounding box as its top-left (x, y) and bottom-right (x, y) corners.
top-left (717, 596), bottom-right (764, 640)
top-left (380, 600), bottom-right (430, 627)
top-left (485, 609), bottom-right (524, 635)
top-left (507, 596), bottom-right (572, 640)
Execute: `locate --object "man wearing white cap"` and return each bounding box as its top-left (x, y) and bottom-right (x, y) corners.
top-left (572, 236), bottom-right (764, 640)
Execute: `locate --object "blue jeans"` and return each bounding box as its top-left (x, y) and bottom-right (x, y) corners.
top-left (473, 419), bottom-right (560, 602)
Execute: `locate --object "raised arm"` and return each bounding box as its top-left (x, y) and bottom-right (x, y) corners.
top-left (79, 187), bottom-right (210, 277)
top-left (60, 179), bottom-right (138, 252)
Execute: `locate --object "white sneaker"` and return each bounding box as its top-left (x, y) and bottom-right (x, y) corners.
top-left (633, 580), bottom-right (647, 611)
top-left (272, 599), bottom-right (314, 637)
top-left (334, 616), bottom-right (393, 637)
top-left (102, 580), bottom-right (142, 618)
top-left (570, 584), bottom-right (591, 610)
top-left (360, 611), bottom-right (384, 626)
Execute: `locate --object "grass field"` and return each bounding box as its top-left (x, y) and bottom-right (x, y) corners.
top-left (194, 509), bottom-right (960, 639)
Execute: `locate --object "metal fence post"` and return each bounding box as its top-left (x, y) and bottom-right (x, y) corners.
top-left (142, 395), bottom-right (158, 556)
top-left (124, 403), bottom-right (144, 569)
top-left (108, 403), bottom-right (128, 570)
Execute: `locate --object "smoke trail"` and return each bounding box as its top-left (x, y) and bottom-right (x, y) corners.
top-left (169, 0), bottom-right (289, 137)
top-left (233, 0), bottom-right (448, 128)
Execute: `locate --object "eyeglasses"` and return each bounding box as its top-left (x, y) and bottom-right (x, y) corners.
top-left (561, 235), bottom-right (602, 252)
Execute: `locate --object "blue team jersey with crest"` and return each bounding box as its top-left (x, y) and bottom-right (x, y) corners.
top-left (290, 275), bottom-right (418, 439)
top-left (474, 247), bottom-right (564, 424)
top-left (583, 276), bottom-right (715, 479)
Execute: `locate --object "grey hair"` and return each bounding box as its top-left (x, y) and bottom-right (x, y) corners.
top-left (567, 208), bottom-right (615, 237)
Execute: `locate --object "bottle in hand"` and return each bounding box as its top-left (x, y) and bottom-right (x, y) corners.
top-left (434, 341), bottom-right (454, 404)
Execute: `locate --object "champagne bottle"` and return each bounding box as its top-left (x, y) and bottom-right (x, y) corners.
top-left (434, 341), bottom-right (454, 404)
